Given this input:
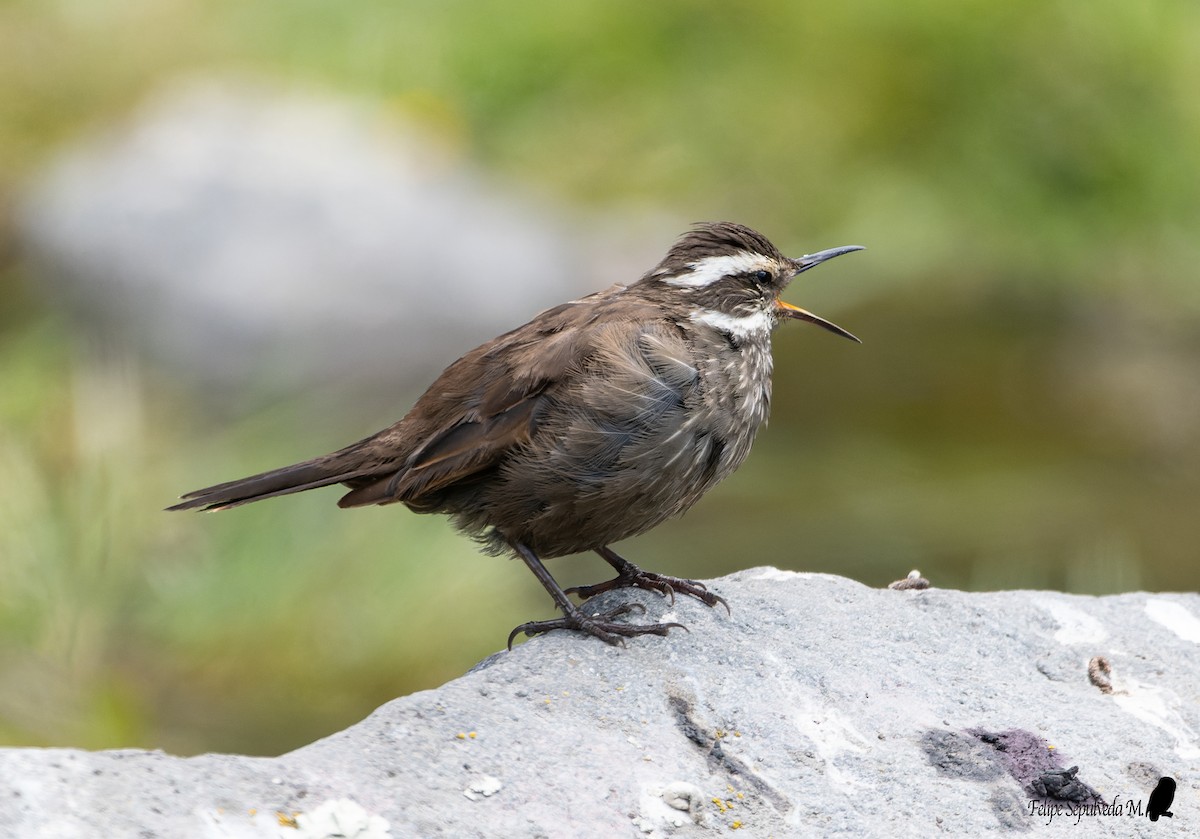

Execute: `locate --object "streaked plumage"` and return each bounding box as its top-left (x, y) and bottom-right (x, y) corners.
top-left (170, 222), bottom-right (862, 645)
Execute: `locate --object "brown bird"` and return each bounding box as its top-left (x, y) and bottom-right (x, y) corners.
top-left (169, 222), bottom-right (862, 646)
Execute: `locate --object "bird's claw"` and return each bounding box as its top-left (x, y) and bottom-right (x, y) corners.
top-left (507, 603), bottom-right (685, 649)
top-left (567, 571), bottom-right (729, 615)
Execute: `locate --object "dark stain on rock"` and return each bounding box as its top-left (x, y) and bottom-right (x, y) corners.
top-left (969, 728), bottom-right (1102, 805)
top-left (920, 730), bottom-right (1005, 782)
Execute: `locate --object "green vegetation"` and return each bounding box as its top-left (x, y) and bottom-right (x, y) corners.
top-left (1, 0), bottom-right (1198, 755)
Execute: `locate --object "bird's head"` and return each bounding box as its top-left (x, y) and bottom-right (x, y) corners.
top-left (640, 221), bottom-right (862, 343)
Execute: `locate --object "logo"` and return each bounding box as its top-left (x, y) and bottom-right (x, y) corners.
top-left (1147, 776), bottom-right (1176, 822)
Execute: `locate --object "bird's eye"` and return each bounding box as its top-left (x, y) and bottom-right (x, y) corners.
top-left (753, 270), bottom-right (771, 283)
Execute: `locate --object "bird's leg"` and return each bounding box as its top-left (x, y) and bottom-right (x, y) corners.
top-left (565, 546), bottom-right (729, 614)
top-left (506, 540), bottom-right (684, 649)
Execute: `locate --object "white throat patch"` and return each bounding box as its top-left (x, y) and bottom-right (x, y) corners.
top-left (690, 308), bottom-right (774, 340)
top-left (663, 252), bottom-right (776, 289)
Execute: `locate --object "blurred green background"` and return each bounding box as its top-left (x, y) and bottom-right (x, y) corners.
top-left (1, 0), bottom-right (1198, 756)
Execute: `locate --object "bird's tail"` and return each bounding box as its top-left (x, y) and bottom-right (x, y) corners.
top-left (167, 446), bottom-right (375, 512)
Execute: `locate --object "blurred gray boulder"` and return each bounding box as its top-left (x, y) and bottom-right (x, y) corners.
top-left (17, 78), bottom-right (668, 400)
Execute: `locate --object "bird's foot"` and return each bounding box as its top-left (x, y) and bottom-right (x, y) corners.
top-left (567, 568), bottom-right (729, 614)
top-left (507, 603), bottom-right (685, 649)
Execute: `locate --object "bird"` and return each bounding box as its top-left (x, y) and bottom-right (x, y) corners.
top-left (169, 222), bottom-right (863, 647)
top-left (1147, 776), bottom-right (1175, 821)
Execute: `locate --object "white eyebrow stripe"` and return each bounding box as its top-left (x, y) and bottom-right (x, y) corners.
top-left (663, 252), bottom-right (775, 288)
top-left (690, 308), bottom-right (774, 339)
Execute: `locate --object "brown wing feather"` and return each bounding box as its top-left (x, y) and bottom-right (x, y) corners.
top-left (338, 292), bottom-right (646, 510)
top-left (173, 284), bottom-right (668, 516)
top-left (338, 397), bottom-right (541, 507)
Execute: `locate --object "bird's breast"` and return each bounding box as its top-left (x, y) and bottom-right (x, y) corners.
top-left (460, 319), bottom-right (775, 556)
top-left (689, 324), bottom-right (774, 436)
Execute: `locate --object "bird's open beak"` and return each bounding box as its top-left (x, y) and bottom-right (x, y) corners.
top-left (775, 300), bottom-right (861, 343)
top-left (777, 244), bottom-right (864, 343)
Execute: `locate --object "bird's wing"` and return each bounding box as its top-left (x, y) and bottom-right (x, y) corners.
top-left (337, 291), bottom-right (662, 508)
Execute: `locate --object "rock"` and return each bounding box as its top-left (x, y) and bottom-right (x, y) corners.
top-left (16, 78), bottom-right (669, 401)
top-left (0, 570), bottom-right (1196, 837)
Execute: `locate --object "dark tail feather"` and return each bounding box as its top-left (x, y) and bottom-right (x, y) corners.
top-left (167, 458), bottom-right (372, 512)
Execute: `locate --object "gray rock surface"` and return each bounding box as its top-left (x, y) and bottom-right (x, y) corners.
top-left (17, 78), bottom-right (670, 398)
top-left (1, 570), bottom-right (1197, 838)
